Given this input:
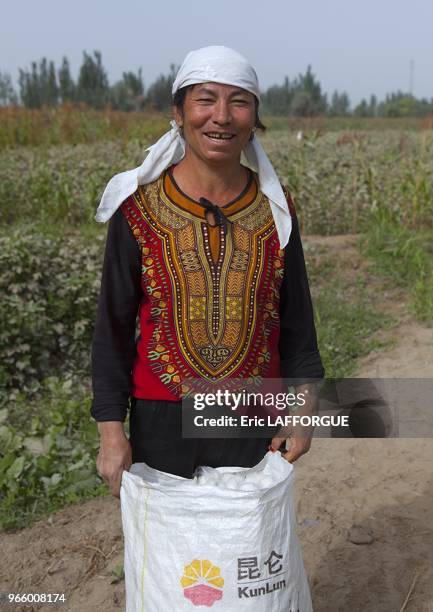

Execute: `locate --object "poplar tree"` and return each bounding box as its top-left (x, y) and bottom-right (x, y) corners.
top-left (329, 91), bottom-right (351, 116)
top-left (354, 98), bottom-right (369, 117)
top-left (18, 58), bottom-right (59, 107)
top-left (145, 64), bottom-right (177, 110)
top-left (76, 51), bottom-right (109, 109)
top-left (368, 94), bottom-right (377, 117)
top-left (46, 60), bottom-right (59, 106)
top-left (293, 65), bottom-right (328, 116)
top-left (0, 71), bottom-right (18, 106)
top-left (58, 57), bottom-right (76, 103)
top-left (262, 77), bottom-right (293, 116)
top-left (18, 62), bottom-right (41, 108)
top-left (111, 69), bottom-right (145, 110)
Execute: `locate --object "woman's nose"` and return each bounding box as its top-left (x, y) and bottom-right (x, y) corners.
top-left (212, 100), bottom-right (232, 125)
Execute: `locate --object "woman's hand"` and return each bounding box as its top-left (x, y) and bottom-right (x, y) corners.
top-left (96, 422), bottom-right (132, 498)
top-left (270, 428), bottom-right (313, 463)
top-left (270, 383), bottom-right (319, 463)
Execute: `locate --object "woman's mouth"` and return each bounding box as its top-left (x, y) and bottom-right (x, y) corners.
top-left (204, 132), bottom-right (235, 142)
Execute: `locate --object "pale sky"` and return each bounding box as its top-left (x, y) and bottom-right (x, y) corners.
top-left (2, 0), bottom-right (432, 107)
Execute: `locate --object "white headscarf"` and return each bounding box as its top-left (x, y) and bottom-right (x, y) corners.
top-left (95, 45), bottom-right (292, 248)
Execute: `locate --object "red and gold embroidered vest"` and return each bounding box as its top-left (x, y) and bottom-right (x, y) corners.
top-left (121, 168), bottom-right (287, 401)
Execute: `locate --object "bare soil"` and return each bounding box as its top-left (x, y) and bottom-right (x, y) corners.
top-left (2, 235), bottom-right (432, 612)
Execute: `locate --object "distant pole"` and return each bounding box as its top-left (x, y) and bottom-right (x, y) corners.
top-left (409, 59), bottom-right (414, 96)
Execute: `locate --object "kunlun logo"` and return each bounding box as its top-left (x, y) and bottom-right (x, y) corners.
top-left (180, 559), bottom-right (224, 607)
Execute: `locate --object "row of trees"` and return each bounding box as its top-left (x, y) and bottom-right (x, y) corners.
top-left (261, 71), bottom-right (433, 117)
top-left (1, 51), bottom-right (432, 117)
top-left (0, 52), bottom-right (172, 112)
top-left (16, 53), bottom-right (144, 111)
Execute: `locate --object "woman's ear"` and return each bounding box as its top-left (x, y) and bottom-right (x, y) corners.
top-left (172, 105), bottom-right (183, 128)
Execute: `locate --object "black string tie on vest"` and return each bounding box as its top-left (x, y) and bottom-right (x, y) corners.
top-left (198, 198), bottom-right (232, 235)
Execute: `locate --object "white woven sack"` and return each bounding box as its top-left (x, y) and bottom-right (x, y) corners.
top-left (120, 450), bottom-right (313, 611)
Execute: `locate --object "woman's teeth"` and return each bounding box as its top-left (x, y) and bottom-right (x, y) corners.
top-left (205, 133), bottom-right (234, 140)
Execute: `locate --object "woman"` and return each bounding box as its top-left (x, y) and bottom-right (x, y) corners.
top-left (91, 46), bottom-right (324, 498)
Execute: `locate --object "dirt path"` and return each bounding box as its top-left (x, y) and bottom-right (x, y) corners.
top-left (1, 236), bottom-right (432, 612)
top-left (355, 320), bottom-right (433, 377)
top-left (298, 235), bottom-right (433, 611)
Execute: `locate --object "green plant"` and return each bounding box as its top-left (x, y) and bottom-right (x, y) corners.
top-left (0, 377), bottom-right (106, 531)
top-left (361, 218), bottom-right (433, 324)
top-left (0, 229), bottom-right (105, 402)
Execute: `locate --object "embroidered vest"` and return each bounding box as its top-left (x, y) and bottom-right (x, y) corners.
top-left (121, 169), bottom-right (286, 400)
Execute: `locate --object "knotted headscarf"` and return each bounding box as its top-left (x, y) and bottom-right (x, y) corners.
top-left (95, 45), bottom-right (292, 248)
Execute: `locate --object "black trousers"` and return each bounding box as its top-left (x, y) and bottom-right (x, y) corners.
top-left (129, 398), bottom-right (274, 479)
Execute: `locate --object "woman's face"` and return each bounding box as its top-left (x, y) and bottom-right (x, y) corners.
top-left (174, 82), bottom-right (256, 165)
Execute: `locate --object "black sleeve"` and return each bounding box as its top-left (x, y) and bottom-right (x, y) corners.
top-left (90, 207), bottom-right (142, 422)
top-left (278, 215), bottom-right (325, 382)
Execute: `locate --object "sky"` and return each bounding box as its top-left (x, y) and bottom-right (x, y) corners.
top-left (1, 0), bottom-right (432, 107)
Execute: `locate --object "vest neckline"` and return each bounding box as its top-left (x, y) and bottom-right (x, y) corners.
top-left (162, 165), bottom-right (259, 220)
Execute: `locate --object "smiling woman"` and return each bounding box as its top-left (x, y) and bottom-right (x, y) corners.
top-left (91, 43), bottom-right (324, 489)
top-left (90, 44), bottom-right (322, 611)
